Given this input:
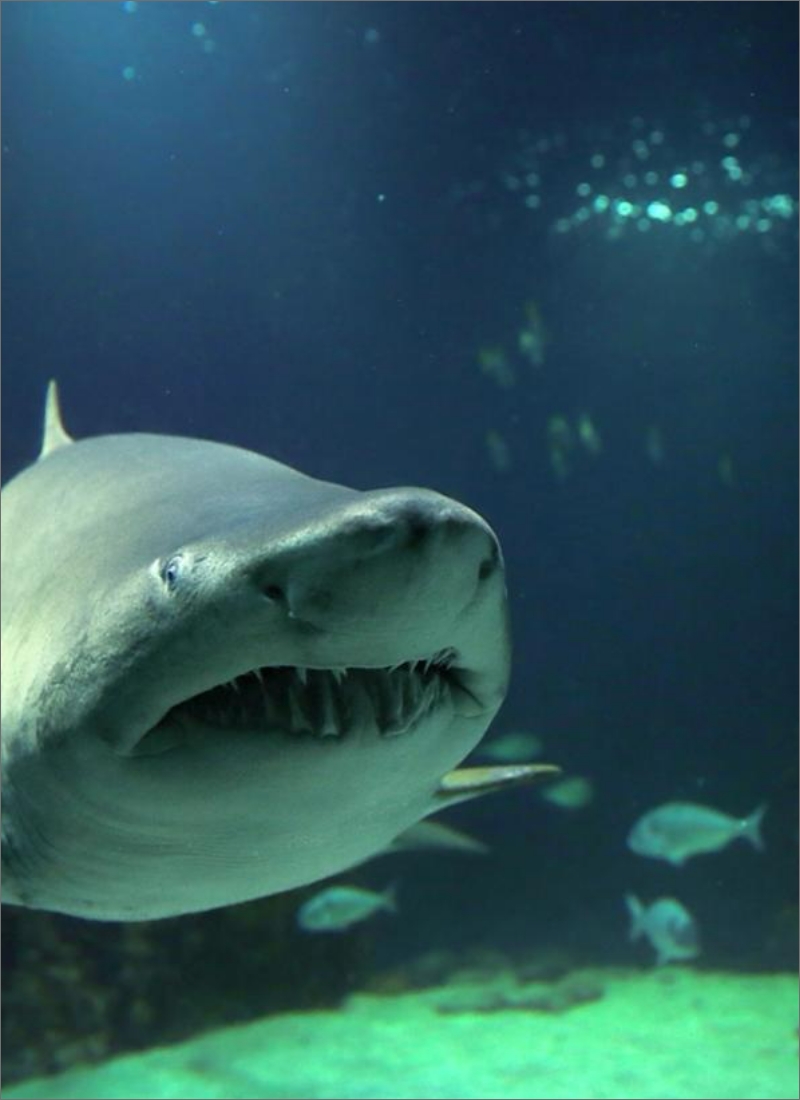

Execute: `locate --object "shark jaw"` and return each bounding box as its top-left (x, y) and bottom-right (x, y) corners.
top-left (146, 648), bottom-right (477, 747)
top-left (1, 383), bottom-right (513, 920)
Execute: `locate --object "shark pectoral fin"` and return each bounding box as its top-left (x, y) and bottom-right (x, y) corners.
top-left (40, 380), bottom-right (73, 458)
top-left (433, 762), bottom-right (561, 808)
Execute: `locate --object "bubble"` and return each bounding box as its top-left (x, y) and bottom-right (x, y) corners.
top-left (122, 1), bottom-right (137, 12)
top-left (191, 22), bottom-right (206, 37)
top-left (763, 194), bottom-right (794, 218)
top-left (646, 201), bottom-right (672, 222)
top-left (484, 111), bottom-right (796, 253)
top-left (364, 28), bottom-right (381, 46)
top-left (122, 66), bottom-right (136, 81)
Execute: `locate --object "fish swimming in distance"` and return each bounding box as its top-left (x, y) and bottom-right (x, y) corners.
top-left (297, 883), bottom-right (397, 933)
top-left (1, 382), bottom-right (553, 921)
top-left (625, 894), bottom-right (700, 967)
top-left (627, 801), bottom-right (766, 866)
top-left (473, 729), bottom-right (544, 763)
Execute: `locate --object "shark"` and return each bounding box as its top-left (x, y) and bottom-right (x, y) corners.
top-left (1, 384), bottom-right (552, 921)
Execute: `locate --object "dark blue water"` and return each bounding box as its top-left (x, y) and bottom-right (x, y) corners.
top-left (2, 0), bottom-right (797, 1081)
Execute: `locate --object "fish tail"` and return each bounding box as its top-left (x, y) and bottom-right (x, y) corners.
top-left (382, 881), bottom-right (400, 914)
top-left (742, 803), bottom-right (767, 852)
top-left (624, 893), bottom-right (644, 941)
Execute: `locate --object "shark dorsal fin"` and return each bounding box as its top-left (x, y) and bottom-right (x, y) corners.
top-left (40, 380), bottom-right (73, 458)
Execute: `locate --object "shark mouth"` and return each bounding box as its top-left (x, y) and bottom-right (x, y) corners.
top-left (157, 648), bottom-right (469, 740)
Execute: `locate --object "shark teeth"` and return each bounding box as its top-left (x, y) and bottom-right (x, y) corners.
top-left (174, 650), bottom-right (458, 739)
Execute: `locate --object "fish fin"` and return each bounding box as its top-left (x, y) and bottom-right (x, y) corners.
top-left (431, 763), bottom-right (560, 809)
top-left (624, 893), bottom-right (645, 941)
top-left (742, 803), bottom-right (767, 852)
top-left (389, 819), bottom-right (490, 856)
top-left (40, 380), bottom-right (73, 458)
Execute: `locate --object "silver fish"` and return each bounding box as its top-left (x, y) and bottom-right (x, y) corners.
top-left (627, 801), bottom-right (766, 866)
top-left (625, 894), bottom-right (700, 966)
top-left (297, 883), bottom-right (397, 933)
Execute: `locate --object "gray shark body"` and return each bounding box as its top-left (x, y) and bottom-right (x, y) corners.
top-left (1, 385), bottom-right (514, 920)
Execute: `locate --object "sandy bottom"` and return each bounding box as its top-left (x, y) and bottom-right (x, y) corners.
top-left (5, 968), bottom-right (798, 1100)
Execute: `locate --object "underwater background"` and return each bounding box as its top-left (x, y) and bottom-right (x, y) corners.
top-left (1, 3), bottom-right (797, 1098)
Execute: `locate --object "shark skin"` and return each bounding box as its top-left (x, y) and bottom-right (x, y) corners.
top-left (0, 383), bottom-right (529, 921)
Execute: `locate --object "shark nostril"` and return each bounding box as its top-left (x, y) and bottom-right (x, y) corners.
top-left (478, 551), bottom-right (499, 582)
top-left (405, 517), bottom-right (429, 550)
top-left (263, 584), bottom-right (285, 603)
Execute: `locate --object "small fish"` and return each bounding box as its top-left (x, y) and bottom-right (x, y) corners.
top-left (625, 894), bottom-right (700, 966)
top-left (485, 429), bottom-right (512, 474)
top-left (627, 801), bottom-right (766, 866)
top-left (475, 730), bottom-right (544, 763)
top-left (541, 774), bottom-right (594, 810)
top-left (576, 413), bottom-right (602, 456)
top-left (297, 883), bottom-right (397, 933)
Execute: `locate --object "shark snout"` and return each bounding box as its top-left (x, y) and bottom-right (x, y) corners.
top-left (250, 488), bottom-right (503, 651)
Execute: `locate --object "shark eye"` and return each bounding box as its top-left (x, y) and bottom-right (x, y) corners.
top-left (160, 554), bottom-right (184, 591)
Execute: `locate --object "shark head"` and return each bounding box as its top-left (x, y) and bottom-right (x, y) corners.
top-left (1, 384), bottom-right (512, 919)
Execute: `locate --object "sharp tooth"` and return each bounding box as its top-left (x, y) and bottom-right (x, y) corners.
top-left (288, 689), bottom-right (307, 732)
top-left (437, 647), bottom-right (456, 669)
top-left (319, 674), bottom-right (339, 737)
top-left (387, 671), bottom-right (404, 725)
top-left (297, 667), bottom-right (308, 686)
top-left (253, 668), bottom-right (264, 686)
top-left (406, 671), bottom-right (422, 715)
top-left (332, 668), bottom-right (346, 685)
